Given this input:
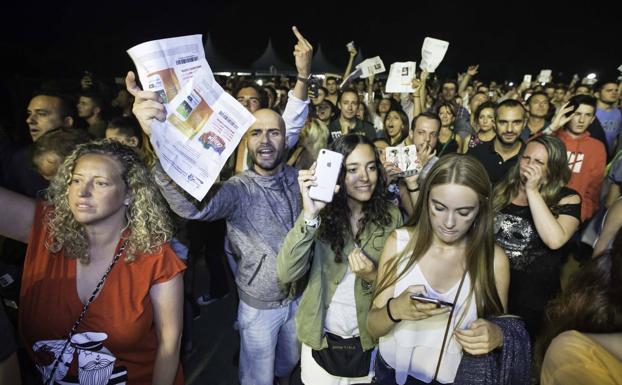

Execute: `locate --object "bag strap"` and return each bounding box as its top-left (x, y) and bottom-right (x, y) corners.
top-left (432, 269), bottom-right (468, 381)
top-left (45, 240), bottom-right (128, 385)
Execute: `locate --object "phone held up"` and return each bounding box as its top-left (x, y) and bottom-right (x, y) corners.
top-left (309, 149), bottom-right (344, 203)
top-left (410, 293), bottom-right (454, 308)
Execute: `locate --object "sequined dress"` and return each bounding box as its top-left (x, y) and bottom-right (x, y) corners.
top-left (494, 187), bottom-right (580, 339)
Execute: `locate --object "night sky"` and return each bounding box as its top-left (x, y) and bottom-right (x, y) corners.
top-left (1, 0), bottom-right (620, 84)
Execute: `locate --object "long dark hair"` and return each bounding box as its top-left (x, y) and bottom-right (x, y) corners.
top-left (374, 154), bottom-right (504, 318)
top-left (537, 227), bottom-right (622, 365)
top-left (317, 134), bottom-right (392, 262)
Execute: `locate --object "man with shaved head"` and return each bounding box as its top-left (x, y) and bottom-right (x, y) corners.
top-left (130, 62), bottom-right (303, 382)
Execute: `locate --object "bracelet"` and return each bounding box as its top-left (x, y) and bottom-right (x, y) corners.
top-left (406, 186), bottom-right (420, 193)
top-left (386, 297), bottom-right (401, 323)
top-left (297, 75), bottom-right (311, 84)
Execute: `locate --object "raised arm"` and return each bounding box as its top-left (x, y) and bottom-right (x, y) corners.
top-left (283, 26), bottom-right (312, 149)
top-left (342, 44), bottom-right (358, 81)
top-left (0, 187), bottom-right (36, 243)
top-left (593, 198), bottom-right (622, 256)
top-left (458, 65), bottom-right (478, 97)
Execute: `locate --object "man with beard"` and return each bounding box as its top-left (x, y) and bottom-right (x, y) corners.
top-left (144, 106), bottom-right (303, 385)
top-left (468, 99), bottom-right (525, 184)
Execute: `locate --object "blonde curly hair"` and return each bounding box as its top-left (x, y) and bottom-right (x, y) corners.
top-left (45, 140), bottom-right (174, 263)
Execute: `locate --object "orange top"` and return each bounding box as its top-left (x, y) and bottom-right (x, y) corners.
top-left (19, 201), bottom-right (185, 384)
top-left (541, 330), bottom-right (622, 385)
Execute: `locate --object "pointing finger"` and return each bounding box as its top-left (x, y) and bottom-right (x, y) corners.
top-left (292, 26), bottom-right (305, 42)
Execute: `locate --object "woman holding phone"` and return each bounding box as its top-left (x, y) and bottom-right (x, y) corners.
top-left (277, 134), bottom-right (402, 384)
top-left (367, 154), bottom-right (511, 385)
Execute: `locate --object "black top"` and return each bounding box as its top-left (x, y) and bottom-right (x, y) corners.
top-left (435, 132), bottom-right (459, 156)
top-left (494, 186), bottom-right (581, 338)
top-left (467, 140), bottom-right (524, 185)
top-left (327, 118), bottom-right (377, 144)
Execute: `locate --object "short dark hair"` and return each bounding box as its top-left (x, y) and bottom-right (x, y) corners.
top-left (594, 80), bottom-right (618, 94)
top-left (232, 81), bottom-right (268, 108)
top-left (411, 111), bottom-right (441, 131)
top-left (79, 91), bottom-right (106, 109)
top-left (31, 91), bottom-right (75, 120)
top-left (337, 88), bottom-right (359, 104)
top-left (495, 99), bottom-right (526, 119)
top-left (326, 76), bottom-right (338, 84)
top-left (30, 128), bottom-right (91, 166)
top-left (441, 79), bottom-right (459, 90)
top-left (474, 101), bottom-right (497, 121)
top-left (108, 116), bottom-right (143, 147)
top-left (566, 94), bottom-right (597, 117)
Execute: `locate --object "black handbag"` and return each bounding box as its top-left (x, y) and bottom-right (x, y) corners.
top-left (312, 332), bottom-right (372, 377)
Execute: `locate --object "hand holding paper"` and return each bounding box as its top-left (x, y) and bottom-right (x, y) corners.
top-left (419, 37), bottom-right (449, 73)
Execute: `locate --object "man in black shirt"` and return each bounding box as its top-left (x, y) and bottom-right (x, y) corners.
top-left (468, 99), bottom-right (525, 184)
top-left (327, 88), bottom-right (376, 142)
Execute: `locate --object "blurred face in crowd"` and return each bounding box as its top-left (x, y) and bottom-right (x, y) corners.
top-left (111, 89), bottom-right (133, 109)
top-left (477, 85), bottom-right (489, 94)
top-left (441, 82), bottom-right (457, 102)
top-left (565, 104), bottom-right (595, 136)
top-left (438, 105), bottom-right (455, 127)
top-left (315, 101), bottom-right (333, 122)
top-left (469, 92), bottom-right (488, 114)
top-left (553, 88), bottom-right (566, 102)
top-left (33, 151), bottom-right (62, 181)
top-left (236, 87), bottom-right (262, 113)
top-left (356, 103), bottom-right (367, 121)
top-left (326, 78), bottom-right (338, 95)
top-left (410, 116), bottom-right (440, 155)
top-left (528, 94), bottom-right (550, 119)
top-left (494, 105), bottom-right (525, 146)
top-left (246, 109), bottom-right (286, 176)
top-left (544, 86), bottom-right (555, 99)
top-left (344, 144), bottom-right (378, 204)
top-left (384, 111), bottom-right (405, 141)
top-left (575, 86), bottom-right (591, 96)
top-left (105, 127), bottom-right (139, 147)
top-left (338, 91), bottom-right (359, 120)
top-left (378, 99), bottom-right (392, 114)
top-left (77, 96), bottom-right (100, 119)
top-left (596, 83), bottom-right (619, 105)
top-left (477, 107), bottom-right (495, 133)
top-left (26, 95), bottom-right (70, 141)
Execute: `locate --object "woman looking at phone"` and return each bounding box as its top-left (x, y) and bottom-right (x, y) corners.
top-left (367, 154), bottom-right (511, 384)
top-left (277, 134), bottom-right (402, 384)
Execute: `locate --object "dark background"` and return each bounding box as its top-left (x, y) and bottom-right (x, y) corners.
top-left (1, 0), bottom-right (619, 83)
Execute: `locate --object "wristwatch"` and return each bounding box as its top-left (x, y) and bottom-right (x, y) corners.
top-left (304, 215), bottom-right (321, 229)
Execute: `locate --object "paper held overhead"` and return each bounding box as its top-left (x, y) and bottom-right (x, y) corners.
top-left (386, 62), bottom-right (417, 93)
top-left (419, 38), bottom-right (449, 73)
top-left (537, 69), bottom-right (552, 83)
top-left (127, 35), bottom-right (255, 201)
top-left (355, 56), bottom-right (386, 79)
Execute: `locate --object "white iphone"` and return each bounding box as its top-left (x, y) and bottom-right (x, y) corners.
top-left (309, 149), bottom-right (344, 203)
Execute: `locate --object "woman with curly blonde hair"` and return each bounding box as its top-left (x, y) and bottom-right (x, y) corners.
top-left (0, 140), bottom-right (185, 385)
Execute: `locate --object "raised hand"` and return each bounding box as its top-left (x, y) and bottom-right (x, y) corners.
top-left (522, 163), bottom-right (545, 192)
top-left (125, 71), bottom-right (166, 137)
top-left (466, 65), bottom-right (479, 77)
top-left (292, 26), bottom-right (313, 78)
top-left (548, 102), bottom-right (575, 133)
top-left (454, 319), bottom-right (503, 355)
top-left (297, 162), bottom-right (338, 220)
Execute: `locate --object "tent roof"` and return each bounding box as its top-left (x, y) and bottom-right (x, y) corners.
top-left (251, 39), bottom-right (296, 75)
top-left (311, 44), bottom-right (341, 75)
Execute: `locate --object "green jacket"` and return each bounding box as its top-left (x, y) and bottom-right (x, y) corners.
top-left (277, 205), bottom-right (402, 351)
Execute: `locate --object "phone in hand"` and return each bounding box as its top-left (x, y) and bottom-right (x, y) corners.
top-left (410, 294), bottom-right (454, 308)
top-left (309, 149), bottom-right (344, 203)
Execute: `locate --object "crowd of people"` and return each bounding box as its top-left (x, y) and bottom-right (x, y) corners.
top-left (1, 26), bottom-right (621, 385)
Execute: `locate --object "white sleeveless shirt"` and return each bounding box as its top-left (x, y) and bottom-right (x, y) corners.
top-left (378, 229), bottom-right (478, 384)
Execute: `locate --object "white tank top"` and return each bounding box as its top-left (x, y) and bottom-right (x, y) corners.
top-left (379, 229), bottom-right (478, 384)
top-left (324, 267), bottom-right (359, 337)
